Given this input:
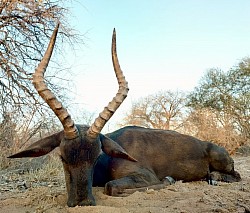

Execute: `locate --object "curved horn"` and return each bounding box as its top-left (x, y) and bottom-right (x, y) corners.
top-left (87, 29), bottom-right (129, 139)
top-left (32, 23), bottom-right (79, 140)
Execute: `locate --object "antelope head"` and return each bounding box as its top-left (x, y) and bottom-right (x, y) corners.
top-left (8, 24), bottom-right (134, 207)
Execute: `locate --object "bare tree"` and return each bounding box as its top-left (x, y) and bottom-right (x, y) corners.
top-left (121, 90), bottom-right (186, 130)
top-left (0, 0), bottom-right (77, 116)
top-left (0, 0), bottom-right (82, 168)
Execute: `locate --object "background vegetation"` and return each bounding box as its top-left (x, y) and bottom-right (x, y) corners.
top-left (0, 0), bottom-right (79, 169)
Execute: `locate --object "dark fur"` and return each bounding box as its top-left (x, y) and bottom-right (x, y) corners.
top-left (9, 125), bottom-right (241, 206)
top-left (94, 126), bottom-right (241, 195)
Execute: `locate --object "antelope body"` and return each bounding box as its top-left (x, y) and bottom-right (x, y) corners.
top-left (9, 24), bottom-right (241, 207)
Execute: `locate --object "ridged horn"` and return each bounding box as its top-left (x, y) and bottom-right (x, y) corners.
top-left (87, 28), bottom-right (129, 139)
top-left (32, 23), bottom-right (79, 140)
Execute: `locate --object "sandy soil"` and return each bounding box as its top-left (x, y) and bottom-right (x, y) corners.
top-left (0, 156), bottom-right (249, 213)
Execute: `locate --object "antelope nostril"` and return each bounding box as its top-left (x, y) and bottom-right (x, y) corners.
top-left (78, 199), bottom-right (96, 206)
top-left (67, 199), bottom-right (78, 207)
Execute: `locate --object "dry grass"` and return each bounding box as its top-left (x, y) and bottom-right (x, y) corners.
top-left (26, 155), bottom-right (64, 182)
top-left (181, 108), bottom-right (247, 154)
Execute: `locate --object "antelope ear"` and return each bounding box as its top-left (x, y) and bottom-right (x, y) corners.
top-left (8, 131), bottom-right (64, 158)
top-left (99, 134), bottom-right (137, 162)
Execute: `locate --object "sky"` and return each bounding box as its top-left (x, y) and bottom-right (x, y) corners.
top-left (62, 0), bottom-right (250, 130)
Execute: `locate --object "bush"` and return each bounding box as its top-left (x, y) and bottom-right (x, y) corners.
top-left (181, 108), bottom-right (246, 154)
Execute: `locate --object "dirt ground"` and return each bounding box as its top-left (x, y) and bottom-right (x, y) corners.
top-left (0, 156), bottom-right (249, 213)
